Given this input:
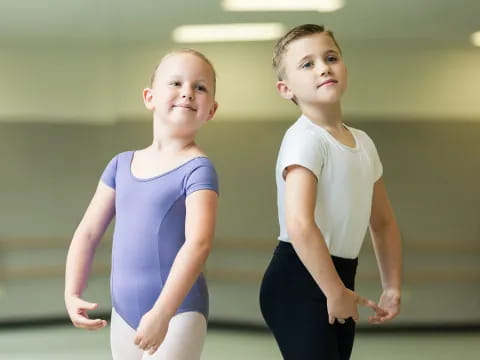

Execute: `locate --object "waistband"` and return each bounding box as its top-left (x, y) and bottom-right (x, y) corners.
top-left (274, 240), bottom-right (358, 268)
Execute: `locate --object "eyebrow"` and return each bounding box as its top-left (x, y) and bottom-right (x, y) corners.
top-left (168, 75), bottom-right (210, 84)
top-left (296, 49), bottom-right (340, 66)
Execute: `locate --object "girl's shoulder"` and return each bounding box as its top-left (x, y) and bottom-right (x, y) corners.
top-left (108, 150), bottom-right (134, 161)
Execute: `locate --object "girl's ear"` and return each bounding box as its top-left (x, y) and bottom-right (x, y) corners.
top-left (206, 101), bottom-right (219, 121)
top-left (143, 88), bottom-right (155, 110)
top-left (276, 80), bottom-right (294, 101)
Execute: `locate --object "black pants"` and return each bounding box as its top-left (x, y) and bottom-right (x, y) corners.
top-left (260, 241), bottom-right (358, 360)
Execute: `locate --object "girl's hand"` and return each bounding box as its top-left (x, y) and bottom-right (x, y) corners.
top-left (65, 295), bottom-right (107, 330)
top-left (368, 288), bottom-right (401, 324)
top-left (134, 308), bottom-right (171, 355)
top-left (327, 288), bottom-right (386, 325)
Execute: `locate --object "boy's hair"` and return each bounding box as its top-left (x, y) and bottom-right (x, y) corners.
top-left (272, 24), bottom-right (341, 81)
top-left (150, 49), bottom-right (217, 95)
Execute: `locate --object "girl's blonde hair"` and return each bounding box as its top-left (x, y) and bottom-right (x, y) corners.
top-left (150, 49), bottom-right (217, 94)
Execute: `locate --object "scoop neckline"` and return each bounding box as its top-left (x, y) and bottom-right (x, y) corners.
top-left (300, 115), bottom-right (359, 152)
top-left (129, 151), bottom-right (208, 182)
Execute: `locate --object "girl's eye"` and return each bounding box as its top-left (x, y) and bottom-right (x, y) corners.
top-left (326, 55), bottom-right (338, 63)
top-left (170, 81), bottom-right (181, 86)
top-left (301, 61), bottom-right (313, 69)
top-left (196, 85), bottom-right (207, 92)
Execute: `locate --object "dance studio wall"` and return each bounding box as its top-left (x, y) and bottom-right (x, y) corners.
top-left (0, 40), bottom-right (479, 324)
top-left (0, 119), bottom-right (479, 325)
top-left (0, 40), bottom-right (479, 123)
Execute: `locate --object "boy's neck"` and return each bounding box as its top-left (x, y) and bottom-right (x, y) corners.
top-left (301, 102), bottom-right (343, 131)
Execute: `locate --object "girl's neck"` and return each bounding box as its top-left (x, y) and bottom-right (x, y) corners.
top-left (301, 102), bottom-right (344, 131)
top-left (150, 118), bottom-right (196, 154)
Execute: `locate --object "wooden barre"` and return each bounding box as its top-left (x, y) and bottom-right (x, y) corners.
top-left (0, 236), bottom-right (479, 253)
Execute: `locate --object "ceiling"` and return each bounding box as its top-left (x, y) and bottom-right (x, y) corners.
top-left (0, 0), bottom-right (479, 47)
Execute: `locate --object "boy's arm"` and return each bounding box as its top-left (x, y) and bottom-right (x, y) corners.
top-left (285, 165), bottom-right (381, 324)
top-left (368, 177), bottom-right (402, 323)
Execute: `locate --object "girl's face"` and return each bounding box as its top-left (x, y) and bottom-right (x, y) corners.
top-left (143, 53), bottom-right (218, 135)
top-left (277, 33), bottom-right (348, 108)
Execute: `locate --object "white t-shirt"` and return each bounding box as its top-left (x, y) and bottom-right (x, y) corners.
top-left (276, 114), bottom-right (383, 259)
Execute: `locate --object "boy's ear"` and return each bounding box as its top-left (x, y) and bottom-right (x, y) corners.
top-left (276, 80), bottom-right (294, 101)
top-left (143, 88), bottom-right (155, 110)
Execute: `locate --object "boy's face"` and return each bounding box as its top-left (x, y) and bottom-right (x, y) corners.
top-left (143, 53), bottom-right (218, 134)
top-left (277, 33), bottom-right (347, 108)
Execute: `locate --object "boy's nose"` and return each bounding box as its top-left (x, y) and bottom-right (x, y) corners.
top-left (182, 93), bottom-right (193, 100)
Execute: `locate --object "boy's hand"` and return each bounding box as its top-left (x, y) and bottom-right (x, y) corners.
top-left (134, 308), bottom-right (171, 355)
top-left (65, 295), bottom-right (107, 330)
top-left (368, 288), bottom-right (401, 324)
top-left (327, 288), bottom-right (385, 325)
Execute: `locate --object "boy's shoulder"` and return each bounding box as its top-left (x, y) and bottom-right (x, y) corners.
top-left (345, 126), bottom-right (380, 154)
top-left (346, 125), bottom-right (375, 143)
top-left (284, 115), bottom-right (324, 140)
top-left (280, 116), bottom-right (328, 157)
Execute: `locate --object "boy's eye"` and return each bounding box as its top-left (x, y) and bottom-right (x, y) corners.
top-left (170, 81), bottom-right (181, 86)
top-left (196, 85), bottom-right (207, 92)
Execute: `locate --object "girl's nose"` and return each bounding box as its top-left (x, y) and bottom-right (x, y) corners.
top-left (181, 88), bottom-right (194, 100)
top-left (319, 64), bottom-right (332, 77)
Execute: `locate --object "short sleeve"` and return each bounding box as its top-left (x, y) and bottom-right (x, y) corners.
top-left (100, 155), bottom-right (118, 189)
top-left (372, 145), bottom-right (383, 181)
top-left (185, 164), bottom-right (219, 196)
top-left (364, 135), bottom-right (383, 181)
top-left (278, 130), bottom-right (324, 180)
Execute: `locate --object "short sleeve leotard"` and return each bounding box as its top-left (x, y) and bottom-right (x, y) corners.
top-left (101, 151), bottom-right (218, 329)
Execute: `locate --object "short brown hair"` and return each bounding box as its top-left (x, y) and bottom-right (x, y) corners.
top-left (150, 49), bottom-right (217, 94)
top-left (272, 24), bottom-right (341, 81)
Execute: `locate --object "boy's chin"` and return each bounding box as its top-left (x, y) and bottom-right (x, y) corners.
top-left (314, 95), bottom-right (343, 105)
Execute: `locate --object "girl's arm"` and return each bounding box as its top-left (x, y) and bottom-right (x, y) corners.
top-left (134, 189), bottom-right (217, 354)
top-left (64, 181), bottom-right (115, 330)
top-left (285, 165), bottom-right (381, 324)
top-left (153, 189), bottom-right (217, 315)
top-left (368, 178), bottom-right (402, 323)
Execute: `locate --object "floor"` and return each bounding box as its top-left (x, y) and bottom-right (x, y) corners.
top-left (1, 324), bottom-right (479, 359)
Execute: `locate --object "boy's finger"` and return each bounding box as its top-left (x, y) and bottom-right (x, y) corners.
top-left (356, 296), bottom-right (377, 309)
top-left (368, 316), bottom-right (381, 324)
top-left (358, 297), bottom-right (388, 316)
top-left (328, 315), bottom-right (335, 325)
top-left (380, 311), bottom-right (398, 322)
top-left (374, 305), bottom-right (389, 317)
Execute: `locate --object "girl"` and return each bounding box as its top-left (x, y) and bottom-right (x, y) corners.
top-left (260, 24), bottom-right (402, 360)
top-left (65, 49), bottom-right (219, 360)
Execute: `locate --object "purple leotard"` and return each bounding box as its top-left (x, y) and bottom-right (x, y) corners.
top-left (101, 151), bottom-right (218, 329)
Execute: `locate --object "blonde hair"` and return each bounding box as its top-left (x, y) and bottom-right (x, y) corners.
top-left (149, 49), bottom-right (217, 94)
top-left (273, 24), bottom-right (341, 81)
